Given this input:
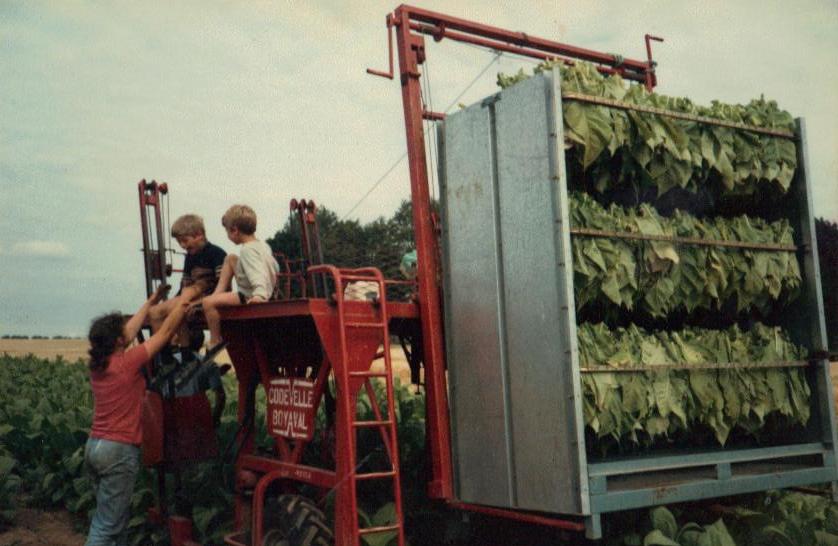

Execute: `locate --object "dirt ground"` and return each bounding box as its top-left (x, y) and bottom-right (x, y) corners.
top-left (0, 508), bottom-right (84, 546)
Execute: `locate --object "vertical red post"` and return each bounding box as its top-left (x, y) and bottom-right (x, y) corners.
top-left (152, 181), bottom-right (168, 284)
top-left (137, 180), bottom-right (169, 298)
top-left (138, 180), bottom-right (154, 297)
top-left (393, 5), bottom-right (453, 499)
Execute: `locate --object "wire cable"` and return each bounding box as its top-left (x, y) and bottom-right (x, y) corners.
top-left (341, 154), bottom-right (408, 220)
top-left (458, 41), bottom-right (541, 65)
top-left (441, 50), bottom-right (502, 114)
top-left (420, 66), bottom-right (437, 201)
top-left (341, 51), bottom-right (503, 220)
top-left (165, 190), bottom-right (174, 276)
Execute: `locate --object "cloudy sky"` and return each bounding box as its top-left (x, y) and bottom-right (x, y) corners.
top-left (1, 1), bottom-right (836, 336)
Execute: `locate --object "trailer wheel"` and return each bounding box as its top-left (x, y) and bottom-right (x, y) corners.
top-left (262, 494), bottom-right (334, 546)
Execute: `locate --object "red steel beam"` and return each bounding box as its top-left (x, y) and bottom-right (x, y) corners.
top-left (401, 4), bottom-right (651, 79)
top-left (393, 5), bottom-right (453, 500)
top-left (387, 2), bottom-right (657, 506)
top-left (239, 455), bottom-right (337, 488)
top-left (408, 22), bottom-right (648, 83)
top-left (448, 502), bottom-right (586, 532)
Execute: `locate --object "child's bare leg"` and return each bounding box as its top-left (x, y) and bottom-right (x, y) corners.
top-left (202, 291), bottom-right (241, 346)
top-left (212, 255), bottom-right (238, 295)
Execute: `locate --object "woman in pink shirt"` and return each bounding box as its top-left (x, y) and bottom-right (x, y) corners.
top-left (84, 284), bottom-right (197, 546)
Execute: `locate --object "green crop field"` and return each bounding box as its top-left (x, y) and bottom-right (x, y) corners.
top-left (1, 353), bottom-right (835, 545)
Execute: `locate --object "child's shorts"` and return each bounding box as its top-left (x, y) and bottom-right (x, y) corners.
top-left (184, 267), bottom-right (219, 297)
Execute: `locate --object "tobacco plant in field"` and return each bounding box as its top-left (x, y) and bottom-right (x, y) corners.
top-left (607, 492), bottom-right (838, 546)
top-left (0, 355), bottom-right (167, 544)
top-left (0, 354), bottom-right (429, 546)
top-left (0, 447), bottom-right (20, 529)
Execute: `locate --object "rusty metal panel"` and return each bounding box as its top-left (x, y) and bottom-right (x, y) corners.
top-left (440, 70), bottom-right (584, 514)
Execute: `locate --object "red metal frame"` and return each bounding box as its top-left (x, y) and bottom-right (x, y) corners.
top-left (449, 502), bottom-right (586, 532)
top-left (138, 179), bottom-right (170, 297)
top-left (220, 291), bottom-right (416, 546)
top-left (379, 1), bottom-right (659, 522)
top-left (137, 7), bottom-right (661, 545)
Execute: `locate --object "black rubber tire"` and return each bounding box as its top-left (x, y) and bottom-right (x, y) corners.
top-left (262, 494), bottom-right (334, 546)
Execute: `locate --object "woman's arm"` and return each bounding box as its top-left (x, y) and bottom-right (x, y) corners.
top-left (141, 289), bottom-right (201, 358)
top-left (122, 284), bottom-right (170, 342)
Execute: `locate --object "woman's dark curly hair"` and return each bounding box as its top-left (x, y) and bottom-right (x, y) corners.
top-left (88, 312), bottom-right (125, 372)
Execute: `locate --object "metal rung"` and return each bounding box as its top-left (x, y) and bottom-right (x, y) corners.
top-left (222, 531), bottom-right (248, 546)
top-left (346, 321), bottom-right (385, 328)
top-left (359, 524), bottom-right (401, 535)
top-left (350, 370), bottom-right (389, 378)
top-left (353, 420), bottom-right (393, 427)
top-left (355, 470), bottom-right (397, 480)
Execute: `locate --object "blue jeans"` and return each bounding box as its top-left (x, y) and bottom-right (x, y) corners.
top-left (84, 437), bottom-right (140, 546)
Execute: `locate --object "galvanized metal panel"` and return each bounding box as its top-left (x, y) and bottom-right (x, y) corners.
top-left (441, 72), bottom-right (583, 514)
top-left (440, 94), bottom-right (514, 506)
top-left (492, 71), bottom-right (583, 514)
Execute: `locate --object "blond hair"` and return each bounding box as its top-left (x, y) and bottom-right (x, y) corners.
top-left (171, 214), bottom-right (205, 238)
top-left (222, 205), bottom-right (257, 235)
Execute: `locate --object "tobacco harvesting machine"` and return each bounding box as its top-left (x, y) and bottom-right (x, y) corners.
top-left (135, 5), bottom-right (838, 545)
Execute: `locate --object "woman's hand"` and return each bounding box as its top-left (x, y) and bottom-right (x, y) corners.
top-left (123, 284), bottom-right (171, 343)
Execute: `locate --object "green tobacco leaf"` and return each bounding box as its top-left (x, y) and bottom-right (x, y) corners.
top-left (362, 502), bottom-right (399, 546)
top-left (578, 322), bottom-right (809, 447)
top-left (699, 520), bottom-right (736, 546)
top-left (569, 192), bottom-right (801, 317)
top-left (0, 454), bottom-right (14, 470)
top-left (643, 530), bottom-right (681, 546)
top-left (815, 531), bottom-right (838, 546)
top-left (650, 507), bottom-right (679, 539)
top-left (825, 506), bottom-right (838, 535)
top-left (499, 61), bottom-right (797, 199)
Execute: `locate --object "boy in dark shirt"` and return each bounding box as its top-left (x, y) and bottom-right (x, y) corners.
top-left (149, 214), bottom-right (226, 336)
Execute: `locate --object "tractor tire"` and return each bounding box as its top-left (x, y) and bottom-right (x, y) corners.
top-left (262, 494), bottom-right (334, 546)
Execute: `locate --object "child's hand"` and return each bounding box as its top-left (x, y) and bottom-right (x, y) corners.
top-left (150, 284), bottom-right (171, 305)
top-left (246, 296), bottom-right (266, 304)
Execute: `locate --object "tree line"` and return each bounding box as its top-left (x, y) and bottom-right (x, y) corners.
top-left (1, 335), bottom-right (81, 340)
top-left (267, 199), bottom-right (418, 292)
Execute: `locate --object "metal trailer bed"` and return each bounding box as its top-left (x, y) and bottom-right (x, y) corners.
top-left (438, 68), bottom-right (838, 538)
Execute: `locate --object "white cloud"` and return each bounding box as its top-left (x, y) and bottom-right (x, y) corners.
top-left (11, 240), bottom-right (71, 257)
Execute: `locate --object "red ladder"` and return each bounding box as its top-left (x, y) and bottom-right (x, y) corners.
top-left (324, 266), bottom-right (406, 546)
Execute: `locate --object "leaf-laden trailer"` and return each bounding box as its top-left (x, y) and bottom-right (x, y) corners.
top-left (134, 4), bottom-right (838, 545)
top-left (440, 65), bottom-right (837, 539)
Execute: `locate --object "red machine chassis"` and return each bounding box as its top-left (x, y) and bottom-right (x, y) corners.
top-left (137, 5), bottom-right (658, 545)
